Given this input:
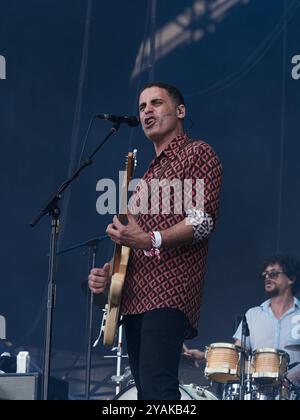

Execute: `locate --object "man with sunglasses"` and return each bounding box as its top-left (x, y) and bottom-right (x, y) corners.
top-left (234, 255), bottom-right (300, 386)
top-left (183, 255), bottom-right (300, 398)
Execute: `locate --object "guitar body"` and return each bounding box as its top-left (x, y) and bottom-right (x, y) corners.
top-left (102, 150), bottom-right (137, 347)
top-left (103, 246), bottom-right (130, 346)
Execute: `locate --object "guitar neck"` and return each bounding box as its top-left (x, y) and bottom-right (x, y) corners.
top-left (112, 150), bottom-right (137, 275)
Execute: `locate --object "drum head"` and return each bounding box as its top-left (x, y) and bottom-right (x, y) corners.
top-left (113, 384), bottom-right (137, 400)
top-left (253, 348), bottom-right (287, 355)
top-left (208, 342), bottom-right (238, 350)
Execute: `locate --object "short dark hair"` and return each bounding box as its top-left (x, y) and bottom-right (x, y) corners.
top-left (139, 82), bottom-right (185, 107)
top-left (262, 255), bottom-right (300, 294)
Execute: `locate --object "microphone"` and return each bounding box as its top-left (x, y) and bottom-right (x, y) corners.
top-left (96, 114), bottom-right (140, 127)
top-left (242, 315), bottom-right (250, 337)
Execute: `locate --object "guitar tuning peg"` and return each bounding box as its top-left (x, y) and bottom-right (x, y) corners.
top-left (133, 149), bottom-right (138, 166)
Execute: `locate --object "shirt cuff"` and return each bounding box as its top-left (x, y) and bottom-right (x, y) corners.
top-left (186, 208), bottom-right (214, 243)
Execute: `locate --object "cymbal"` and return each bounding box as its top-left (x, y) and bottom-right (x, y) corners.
top-left (285, 344), bottom-right (300, 352)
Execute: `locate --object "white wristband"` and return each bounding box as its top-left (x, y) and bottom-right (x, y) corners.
top-left (153, 231), bottom-right (162, 249)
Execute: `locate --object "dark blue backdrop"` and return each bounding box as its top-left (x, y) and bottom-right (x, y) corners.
top-left (0, 0), bottom-right (299, 398)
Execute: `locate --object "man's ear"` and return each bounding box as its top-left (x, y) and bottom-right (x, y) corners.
top-left (289, 275), bottom-right (296, 287)
top-left (177, 104), bottom-right (186, 119)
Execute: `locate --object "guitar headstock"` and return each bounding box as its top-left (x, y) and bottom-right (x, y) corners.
top-left (125, 149), bottom-right (138, 177)
top-left (119, 150), bottom-right (138, 217)
top-left (133, 149), bottom-right (137, 168)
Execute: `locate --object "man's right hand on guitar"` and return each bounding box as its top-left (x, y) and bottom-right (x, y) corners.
top-left (88, 263), bottom-right (111, 294)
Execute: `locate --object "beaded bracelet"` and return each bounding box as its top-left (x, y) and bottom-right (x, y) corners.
top-left (143, 231), bottom-right (162, 261)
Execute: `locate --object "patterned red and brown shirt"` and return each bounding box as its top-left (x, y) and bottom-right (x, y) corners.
top-left (122, 134), bottom-right (222, 338)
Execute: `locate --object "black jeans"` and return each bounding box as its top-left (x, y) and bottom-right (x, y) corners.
top-left (123, 308), bottom-right (188, 400)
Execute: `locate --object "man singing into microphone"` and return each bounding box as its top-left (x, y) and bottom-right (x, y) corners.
top-left (89, 82), bottom-right (223, 400)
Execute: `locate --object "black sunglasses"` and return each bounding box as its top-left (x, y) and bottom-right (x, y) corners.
top-left (261, 271), bottom-right (286, 280)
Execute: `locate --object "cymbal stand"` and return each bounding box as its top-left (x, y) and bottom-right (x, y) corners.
top-left (239, 315), bottom-right (250, 400)
top-left (100, 319), bottom-right (128, 396)
top-left (245, 352), bottom-right (253, 400)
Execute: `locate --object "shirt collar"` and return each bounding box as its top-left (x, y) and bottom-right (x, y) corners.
top-left (157, 133), bottom-right (189, 159)
top-left (294, 297), bottom-right (300, 308)
top-left (261, 299), bottom-right (271, 313)
top-left (261, 297), bottom-right (300, 313)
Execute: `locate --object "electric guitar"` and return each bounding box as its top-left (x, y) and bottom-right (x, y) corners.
top-left (103, 150), bottom-right (137, 346)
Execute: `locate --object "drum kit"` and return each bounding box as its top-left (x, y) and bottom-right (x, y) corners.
top-left (111, 341), bottom-right (299, 400)
top-left (204, 342), bottom-right (300, 400)
top-left (105, 318), bottom-right (299, 401)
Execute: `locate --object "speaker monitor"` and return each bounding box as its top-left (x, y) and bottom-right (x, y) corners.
top-left (0, 373), bottom-right (39, 400)
top-left (0, 373), bottom-right (68, 400)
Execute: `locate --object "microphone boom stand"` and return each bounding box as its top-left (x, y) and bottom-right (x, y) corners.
top-left (56, 234), bottom-right (109, 399)
top-left (85, 239), bottom-right (99, 400)
top-left (30, 123), bottom-right (120, 400)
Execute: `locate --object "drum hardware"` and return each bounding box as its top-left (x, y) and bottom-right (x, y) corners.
top-left (284, 344), bottom-right (300, 352)
top-left (180, 384), bottom-right (218, 400)
top-left (103, 323), bottom-right (129, 396)
top-left (94, 311), bottom-right (129, 396)
top-left (284, 377), bottom-right (300, 400)
top-left (111, 366), bottom-right (133, 388)
top-left (242, 352), bottom-right (253, 400)
top-left (113, 383), bottom-right (219, 400)
top-left (288, 361), bottom-right (300, 370)
top-left (239, 314), bottom-right (249, 400)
